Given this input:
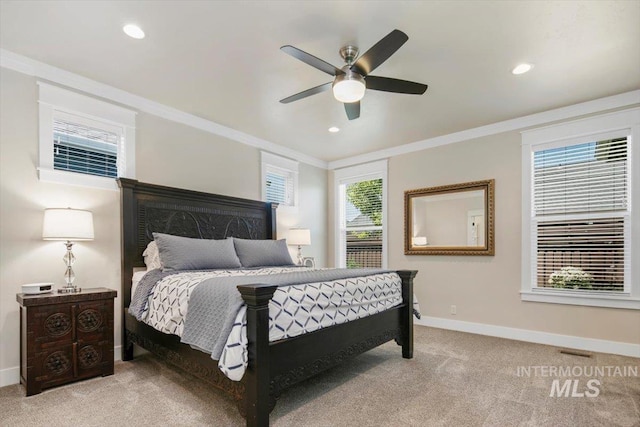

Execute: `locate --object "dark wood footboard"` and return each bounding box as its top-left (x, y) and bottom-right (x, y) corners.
top-left (238, 270), bottom-right (417, 427)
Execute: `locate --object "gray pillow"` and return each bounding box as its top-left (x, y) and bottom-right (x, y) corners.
top-left (232, 238), bottom-right (295, 268)
top-left (153, 233), bottom-right (241, 271)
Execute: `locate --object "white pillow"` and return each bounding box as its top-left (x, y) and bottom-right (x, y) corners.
top-left (142, 241), bottom-right (162, 270)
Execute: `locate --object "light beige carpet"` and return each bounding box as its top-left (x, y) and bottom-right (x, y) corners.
top-left (1, 326), bottom-right (638, 426)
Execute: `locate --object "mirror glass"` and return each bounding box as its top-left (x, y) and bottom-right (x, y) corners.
top-left (405, 180), bottom-right (494, 255)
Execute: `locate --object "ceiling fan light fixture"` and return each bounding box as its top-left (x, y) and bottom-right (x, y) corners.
top-left (332, 70), bottom-right (366, 103)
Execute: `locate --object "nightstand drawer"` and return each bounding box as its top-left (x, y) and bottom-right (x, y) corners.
top-left (75, 300), bottom-right (111, 343)
top-left (34, 344), bottom-right (75, 388)
top-left (32, 340), bottom-right (112, 391)
top-left (77, 340), bottom-right (113, 378)
top-left (31, 304), bottom-right (74, 347)
top-left (29, 300), bottom-right (111, 350)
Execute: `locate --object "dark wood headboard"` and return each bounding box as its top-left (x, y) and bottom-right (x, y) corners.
top-left (118, 178), bottom-right (278, 308)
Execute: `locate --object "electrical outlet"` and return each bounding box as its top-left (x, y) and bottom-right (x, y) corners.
top-left (450, 305), bottom-right (457, 315)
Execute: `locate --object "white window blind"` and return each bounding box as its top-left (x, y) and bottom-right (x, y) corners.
top-left (532, 137), bottom-right (629, 292)
top-left (53, 118), bottom-right (119, 178)
top-left (261, 151), bottom-right (298, 208)
top-left (265, 166), bottom-right (295, 206)
top-left (533, 138), bottom-right (628, 215)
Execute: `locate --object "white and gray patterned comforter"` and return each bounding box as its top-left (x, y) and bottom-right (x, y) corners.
top-left (131, 267), bottom-right (413, 381)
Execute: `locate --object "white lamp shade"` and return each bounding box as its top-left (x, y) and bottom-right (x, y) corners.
top-left (288, 228), bottom-right (311, 246)
top-left (42, 208), bottom-right (94, 241)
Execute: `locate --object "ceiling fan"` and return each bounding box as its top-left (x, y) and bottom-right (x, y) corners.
top-left (279, 29), bottom-right (428, 120)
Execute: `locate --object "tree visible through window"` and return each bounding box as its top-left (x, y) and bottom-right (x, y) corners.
top-left (344, 178), bottom-right (383, 268)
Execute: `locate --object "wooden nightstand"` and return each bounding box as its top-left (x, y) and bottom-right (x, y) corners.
top-left (16, 287), bottom-right (117, 396)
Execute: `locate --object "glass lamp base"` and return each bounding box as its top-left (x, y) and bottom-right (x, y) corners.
top-left (59, 241), bottom-right (80, 293)
top-left (58, 286), bottom-right (81, 294)
top-left (296, 245), bottom-right (304, 265)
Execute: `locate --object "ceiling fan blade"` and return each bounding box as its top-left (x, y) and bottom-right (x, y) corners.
top-left (280, 82), bottom-right (332, 104)
top-left (344, 101), bottom-right (360, 120)
top-left (366, 76), bottom-right (428, 95)
top-left (351, 29), bottom-right (408, 76)
top-left (281, 45), bottom-right (345, 77)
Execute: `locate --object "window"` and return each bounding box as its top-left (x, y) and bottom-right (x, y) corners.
top-left (38, 82), bottom-right (136, 190)
top-left (521, 108), bottom-right (640, 309)
top-left (335, 160), bottom-right (387, 269)
top-left (261, 151), bottom-right (298, 208)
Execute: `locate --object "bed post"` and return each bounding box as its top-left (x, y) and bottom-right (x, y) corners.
top-left (267, 202), bottom-right (278, 240)
top-left (118, 178), bottom-right (137, 361)
top-left (238, 283), bottom-right (278, 427)
top-left (397, 270), bottom-right (417, 359)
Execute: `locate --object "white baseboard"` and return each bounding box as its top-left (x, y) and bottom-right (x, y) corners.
top-left (415, 316), bottom-right (640, 358)
top-left (1, 345), bottom-right (125, 388)
top-left (0, 366), bottom-right (20, 388)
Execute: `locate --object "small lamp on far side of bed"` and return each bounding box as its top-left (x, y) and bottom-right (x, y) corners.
top-left (42, 208), bottom-right (94, 293)
top-left (288, 228), bottom-right (311, 265)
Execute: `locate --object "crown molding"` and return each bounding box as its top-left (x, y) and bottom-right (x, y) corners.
top-left (3, 49), bottom-right (638, 172)
top-left (328, 90), bottom-right (640, 170)
top-left (0, 49), bottom-right (328, 170)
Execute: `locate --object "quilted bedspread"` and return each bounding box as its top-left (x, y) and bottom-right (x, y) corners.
top-left (131, 267), bottom-right (411, 381)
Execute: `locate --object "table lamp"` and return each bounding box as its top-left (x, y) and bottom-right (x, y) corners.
top-left (288, 228), bottom-right (311, 265)
top-left (42, 208), bottom-right (94, 293)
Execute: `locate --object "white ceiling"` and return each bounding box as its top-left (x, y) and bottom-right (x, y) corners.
top-left (1, 1), bottom-right (639, 163)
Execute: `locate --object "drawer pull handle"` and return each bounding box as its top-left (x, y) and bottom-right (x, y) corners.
top-left (78, 345), bottom-right (101, 369)
top-left (44, 313), bottom-right (72, 337)
top-left (44, 351), bottom-right (71, 375)
top-left (77, 309), bottom-right (102, 332)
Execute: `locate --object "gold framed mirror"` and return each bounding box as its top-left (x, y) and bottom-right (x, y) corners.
top-left (405, 179), bottom-right (495, 255)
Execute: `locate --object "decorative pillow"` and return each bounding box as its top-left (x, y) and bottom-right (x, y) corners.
top-left (153, 233), bottom-right (242, 271)
top-left (142, 240), bottom-right (162, 270)
top-left (232, 238), bottom-right (295, 268)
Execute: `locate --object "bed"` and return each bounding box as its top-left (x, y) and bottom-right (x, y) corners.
top-left (118, 178), bottom-right (417, 427)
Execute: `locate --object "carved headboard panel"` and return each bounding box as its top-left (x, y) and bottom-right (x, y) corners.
top-left (118, 178), bottom-right (278, 307)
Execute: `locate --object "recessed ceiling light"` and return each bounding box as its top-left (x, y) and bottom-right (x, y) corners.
top-left (328, 127), bottom-right (340, 133)
top-left (512, 63), bottom-right (533, 75)
top-left (123, 24), bottom-right (145, 39)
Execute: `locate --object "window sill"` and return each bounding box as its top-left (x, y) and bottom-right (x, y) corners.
top-left (38, 168), bottom-right (119, 191)
top-left (521, 290), bottom-right (640, 310)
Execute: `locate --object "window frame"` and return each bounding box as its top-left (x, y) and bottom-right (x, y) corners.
top-left (38, 82), bottom-right (136, 190)
top-left (521, 108), bottom-right (640, 310)
top-left (334, 159), bottom-right (388, 269)
top-left (261, 151), bottom-right (299, 209)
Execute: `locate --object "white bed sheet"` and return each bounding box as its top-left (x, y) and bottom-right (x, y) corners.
top-left (131, 270), bottom-right (147, 297)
